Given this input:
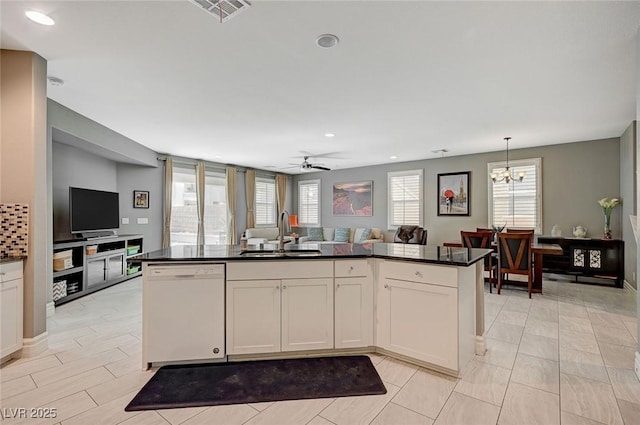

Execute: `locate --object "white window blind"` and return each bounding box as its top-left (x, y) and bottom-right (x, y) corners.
top-left (255, 177), bottom-right (276, 226)
top-left (388, 169), bottom-right (423, 228)
top-left (488, 158), bottom-right (542, 233)
top-left (298, 179), bottom-right (320, 226)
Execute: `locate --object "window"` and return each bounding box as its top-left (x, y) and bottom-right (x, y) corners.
top-left (170, 165), bottom-right (198, 245)
top-left (170, 164), bottom-right (228, 246)
top-left (388, 169), bottom-right (423, 229)
top-left (298, 179), bottom-right (321, 226)
top-left (255, 177), bottom-right (276, 227)
top-left (203, 170), bottom-right (228, 244)
top-left (488, 158), bottom-right (542, 233)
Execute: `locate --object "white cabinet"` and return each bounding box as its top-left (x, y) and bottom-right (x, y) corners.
top-left (334, 260), bottom-right (373, 349)
top-left (226, 261), bottom-right (334, 355)
top-left (1, 260), bottom-right (23, 359)
top-left (142, 264), bottom-right (225, 367)
top-left (226, 279), bottom-right (281, 354)
top-left (376, 260), bottom-right (476, 374)
top-left (281, 278), bottom-right (333, 351)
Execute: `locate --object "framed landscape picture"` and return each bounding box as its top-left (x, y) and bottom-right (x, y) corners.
top-left (438, 172), bottom-right (470, 216)
top-left (332, 181), bottom-right (373, 216)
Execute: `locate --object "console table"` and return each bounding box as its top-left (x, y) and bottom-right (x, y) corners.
top-left (537, 236), bottom-right (624, 287)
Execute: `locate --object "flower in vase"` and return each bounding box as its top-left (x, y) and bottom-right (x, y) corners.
top-left (597, 197), bottom-right (620, 215)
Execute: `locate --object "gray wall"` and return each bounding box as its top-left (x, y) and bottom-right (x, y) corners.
top-left (620, 121), bottom-right (637, 289)
top-left (52, 142), bottom-right (118, 240)
top-left (117, 162), bottom-right (165, 252)
top-left (293, 138), bottom-right (622, 246)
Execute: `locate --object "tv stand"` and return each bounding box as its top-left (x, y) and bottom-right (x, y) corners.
top-left (52, 234), bottom-right (144, 306)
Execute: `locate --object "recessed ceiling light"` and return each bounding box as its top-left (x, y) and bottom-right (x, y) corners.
top-left (25, 10), bottom-right (55, 26)
top-left (316, 34), bottom-right (339, 48)
top-left (389, 156), bottom-right (398, 160)
top-left (324, 133), bottom-right (335, 138)
top-left (47, 76), bottom-right (64, 87)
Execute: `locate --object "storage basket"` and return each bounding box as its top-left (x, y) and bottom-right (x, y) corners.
top-left (127, 265), bottom-right (140, 275)
top-left (126, 245), bottom-right (140, 256)
top-left (65, 281), bottom-right (80, 294)
top-left (53, 249), bottom-right (73, 271)
top-left (86, 245), bottom-right (98, 255)
top-left (52, 280), bottom-right (67, 301)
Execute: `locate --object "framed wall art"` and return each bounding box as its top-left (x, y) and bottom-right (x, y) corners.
top-left (437, 172), bottom-right (470, 216)
top-left (133, 190), bottom-right (149, 209)
top-left (332, 181), bottom-right (373, 216)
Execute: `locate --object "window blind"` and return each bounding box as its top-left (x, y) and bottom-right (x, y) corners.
top-left (388, 170), bottom-right (423, 228)
top-left (298, 180), bottom-right (320, 226)
top-left (255, 177), bottom-right (276, 226)
top-left (488, 159), bottom-right (541, 232)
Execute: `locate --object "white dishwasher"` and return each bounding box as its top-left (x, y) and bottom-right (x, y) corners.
top-left (143, 263), bottom-right (225, 368)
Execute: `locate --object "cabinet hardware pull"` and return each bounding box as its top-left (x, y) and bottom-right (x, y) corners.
top-left (336, 284), bottom-right (340, 289)
top-left (349, 266), bottom-right (353, 270)
top-left (0, 272), bottom-right (5, 276)
top-left (282, 285), bottom-right (287, 289)
top-left (384, 284), bottom-right (389, 289)
top-left (415, 271), bottom-right (422, 277)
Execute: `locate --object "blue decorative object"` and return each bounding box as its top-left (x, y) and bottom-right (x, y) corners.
top-left (334, 227), bottom-right (350, 242)
top-left (357, 228), bottom-right (372, 242)
top-left (307, 227), bottom-right (324, 241)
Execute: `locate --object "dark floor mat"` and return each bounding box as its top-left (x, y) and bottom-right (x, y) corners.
top-left (125, 355), bottom-right (386, 411)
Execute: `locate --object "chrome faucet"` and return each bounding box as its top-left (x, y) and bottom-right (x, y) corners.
top-left (279, 210), bottom-right (289, 252)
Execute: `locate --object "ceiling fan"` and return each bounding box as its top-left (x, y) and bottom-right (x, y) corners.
top-left (298, 156), bottom-right (331, 172)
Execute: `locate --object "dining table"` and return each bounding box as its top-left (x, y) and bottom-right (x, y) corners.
top-left (443, 240), bottom-right (563, 293)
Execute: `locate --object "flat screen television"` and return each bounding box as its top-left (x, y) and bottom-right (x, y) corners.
top-left (69, 187), bottom-right (120, 234)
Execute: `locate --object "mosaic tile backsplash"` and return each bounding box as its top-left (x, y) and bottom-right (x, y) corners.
top-left (1, 203), bottom-right (29, 258)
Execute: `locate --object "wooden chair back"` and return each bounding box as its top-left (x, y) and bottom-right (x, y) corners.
top-left (461, 230), bottom-right (492, 250)
top-left (497, 231), bottom-right (534, 297)
top-left (506, 228), bottom-right (535, 235)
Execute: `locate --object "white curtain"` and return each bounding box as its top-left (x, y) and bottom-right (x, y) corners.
top-left (275, 173), bottom-right (287, 233)
top-left (196, 161), bottom-right (205, 245)
top-left (226, 166), bottom-right (237, 244)
top-left (162, 158), bottom-right (173, 249)
top-left (245, 169), bottom-right (256, 229)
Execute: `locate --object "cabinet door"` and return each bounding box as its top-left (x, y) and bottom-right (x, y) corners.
top-left (86, 258), bottom-right (107, 287)
top-left (227, 280), bottom-right (281, 355)
top-left (1, 278), bottom-right (23, 357)
top-left (281, 278), bottom-right (334, 352)
top-left (335, 277), bottom-right (373, 348)
top-left (378, 278), bottom-right (458, 369)
top-left (107, 253), bottom-right (125, 280)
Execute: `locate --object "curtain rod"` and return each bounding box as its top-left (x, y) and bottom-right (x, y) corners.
top-left (156, 155), bottom-right (291, 178)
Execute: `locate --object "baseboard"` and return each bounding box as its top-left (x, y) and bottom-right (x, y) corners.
top-left (21, 331), bottom-right (48, 358)
top-left (623, 280), bottom-right (637, 293)
top-left (46, 302), bottom-right (55, 317)
top-left (635, 351), bottom-right (640, 382)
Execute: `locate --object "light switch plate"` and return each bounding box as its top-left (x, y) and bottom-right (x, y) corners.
top-left (137, 217), bottom-right (149, 225)
top-left (121, 218), bottom-right (129, 225)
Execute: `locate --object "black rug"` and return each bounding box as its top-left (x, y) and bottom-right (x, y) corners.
top-left (125, 355), bottom-right (386, 411)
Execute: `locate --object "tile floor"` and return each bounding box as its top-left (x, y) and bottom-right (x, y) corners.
top-left (1, 276), bottom-right (639, 425)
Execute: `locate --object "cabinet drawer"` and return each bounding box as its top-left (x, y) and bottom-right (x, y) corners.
top-left (335, 260), bottom-right (369, 277)
top-left (0, 260), bottom-right (23, 283)
top-left (379, 260), bottom-right (458, 288)
top-left (227, 260), bottom-right (333, 280)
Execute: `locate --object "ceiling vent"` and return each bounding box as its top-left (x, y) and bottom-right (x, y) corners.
top-left (189, 0), bottom-right (251, 23)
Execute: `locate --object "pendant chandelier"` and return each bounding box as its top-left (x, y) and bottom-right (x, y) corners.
top-left (491, 137), bottom-right (525, 184)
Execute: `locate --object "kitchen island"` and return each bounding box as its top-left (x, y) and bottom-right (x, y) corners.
top-left (133, 243), bottom-right (491, 376)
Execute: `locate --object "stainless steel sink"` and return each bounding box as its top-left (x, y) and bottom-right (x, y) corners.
top-left (239, 249), bottom-right (322, 257)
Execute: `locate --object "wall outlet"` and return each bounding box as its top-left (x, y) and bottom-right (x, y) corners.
top-left (121, 217), bottom-right (129, 225)
top-left (137, 217), bottom-right (149, 225)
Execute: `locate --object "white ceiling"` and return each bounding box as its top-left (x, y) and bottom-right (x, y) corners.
top-left (2, 1), bottom-right (640, 173)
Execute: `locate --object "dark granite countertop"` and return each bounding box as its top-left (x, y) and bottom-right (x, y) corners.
top-left (130, 243), bottom-right (491, 267)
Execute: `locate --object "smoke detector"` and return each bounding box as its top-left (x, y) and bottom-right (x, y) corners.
top-left (189, 0), bottom-right (251, 23)
top-left (47, 76), bottom-right (64, 87)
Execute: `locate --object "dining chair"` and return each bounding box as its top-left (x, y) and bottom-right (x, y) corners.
top-left (393, 226), bottom-right (427, 245)
top-left (506, 228), bottom-right (535, 234)
top-left (461, 230), bottom-right (496, 293)
top-left (497, 231), bottom-right (534, 298)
